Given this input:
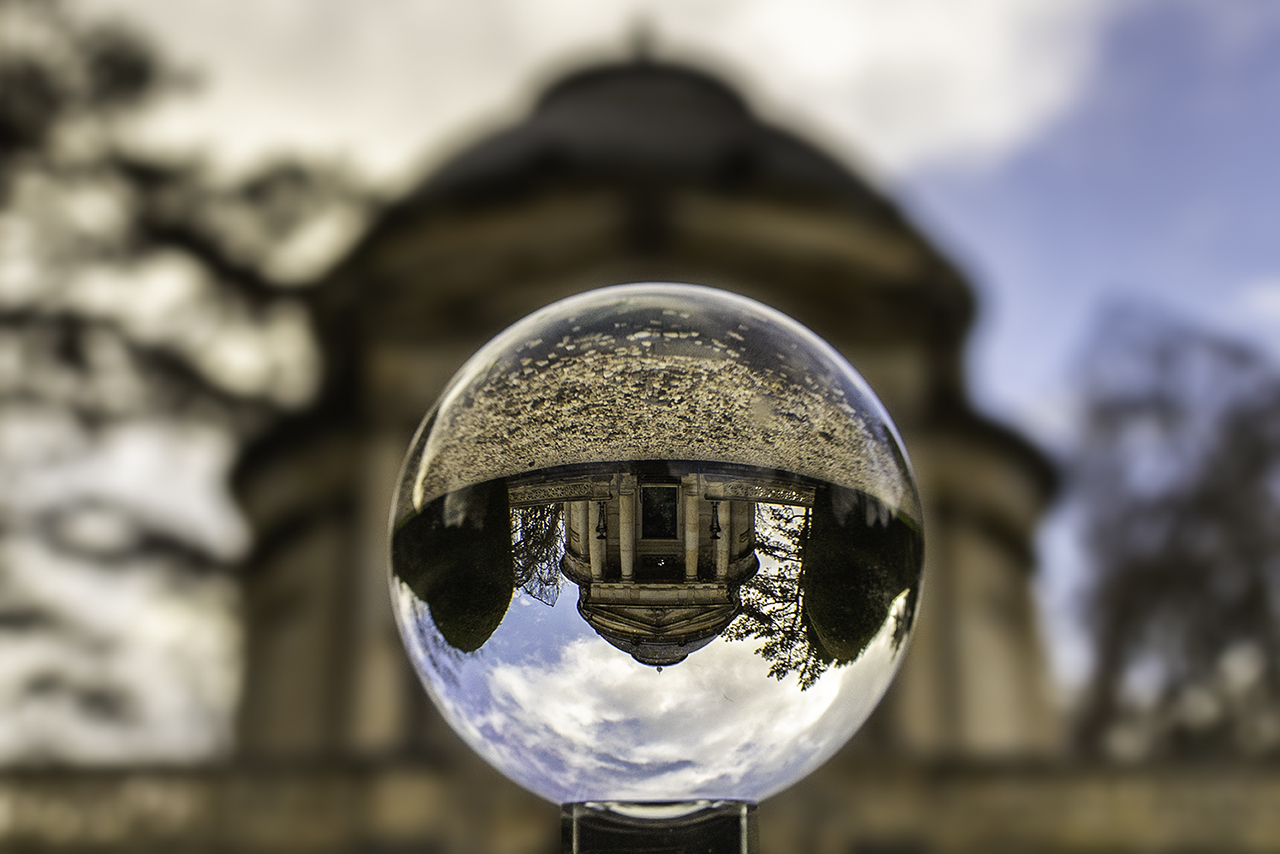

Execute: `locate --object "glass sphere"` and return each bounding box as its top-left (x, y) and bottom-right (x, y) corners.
top-left (389, 283), bottom-right (922, 805)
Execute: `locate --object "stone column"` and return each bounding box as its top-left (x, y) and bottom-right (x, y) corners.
top-left (570, 500), bottom-right (589, 562)
top-left (619, 477), bottom-right (636, 581)
top-left (731, 501), bottom-right (755, 557)
top-left (715, 501), bottom-right (730, 580)
top-left (684, 475), bottom-right (700, 581)
top-left (589, 500), bottom-right (606, 581)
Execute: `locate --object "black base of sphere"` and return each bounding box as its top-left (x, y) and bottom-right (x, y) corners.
top-left (562, 800), bottom-right (757, 853)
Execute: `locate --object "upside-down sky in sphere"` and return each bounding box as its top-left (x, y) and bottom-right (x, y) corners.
top-left (71, 0), bottom-right (1280, 690)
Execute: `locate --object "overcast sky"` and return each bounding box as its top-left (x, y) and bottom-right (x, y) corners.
top-left (79, 0), bottom-right (1280, 446)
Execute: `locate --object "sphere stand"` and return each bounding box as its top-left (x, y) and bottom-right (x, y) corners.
top-left (562, 801), bottom-right (758, 854)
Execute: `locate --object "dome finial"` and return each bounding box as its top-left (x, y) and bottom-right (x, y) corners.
top-left (629, 17), bottom-right (655, 63)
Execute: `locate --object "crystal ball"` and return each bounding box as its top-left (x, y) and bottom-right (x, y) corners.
top-left (390, 283), bottom-right (923, 805)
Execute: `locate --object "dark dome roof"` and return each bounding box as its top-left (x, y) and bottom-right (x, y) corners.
top-left (407, 62), bottom-right (884, 211)
top-left (578, 599), bottom-right (738, 668)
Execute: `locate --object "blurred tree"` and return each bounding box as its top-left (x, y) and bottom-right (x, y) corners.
top-left (0, 0), bottom-right (369, 762)
top-left (1070, 305), bottom-right (1280, 759)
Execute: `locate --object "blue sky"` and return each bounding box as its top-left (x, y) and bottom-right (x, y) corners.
top-left (893, 0), bottom-right (1280, 681)
top-left (901, 0), bottom-right (1280, 438)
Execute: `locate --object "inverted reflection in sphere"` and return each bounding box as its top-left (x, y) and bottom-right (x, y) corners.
top-left (390, 283), bottom-right (923, 804)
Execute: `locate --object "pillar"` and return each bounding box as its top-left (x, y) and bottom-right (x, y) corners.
top-left (589, 500), bottom-right (606, 581)
top-left (731, 501), bottom-right (755, 556)
top-left (684, 475), bottom-right (700, 581)
top-left (715, 501), bottom-right (730, 580)
top-left (571, 500), bottom-right (589, 562)
top-left (619, 477), bottom-right (636, 581)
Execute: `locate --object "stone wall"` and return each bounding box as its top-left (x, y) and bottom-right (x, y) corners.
top-left (3, 763), bottom-right (1278, 853)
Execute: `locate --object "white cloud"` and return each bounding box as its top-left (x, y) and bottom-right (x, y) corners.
top-left (81, 0), bottom-right (1122, 183)
top-left (0, 408), bottom-right (250, 561)
top-left (663, 0), bottom-right (1119, 175)
top-left (0, 536), bottom-right (242, 763)
top-left (1202, 277), bottom-right (1280, 364)
top-left (397, 582), bottom-right (908, 803)
top-left (1234, 278), bottom-right (1280, 320)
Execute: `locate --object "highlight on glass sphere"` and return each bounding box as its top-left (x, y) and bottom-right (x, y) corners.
top-left (389, 282), bottom-right (923, 806)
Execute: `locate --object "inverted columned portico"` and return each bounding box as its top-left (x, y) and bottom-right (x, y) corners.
top-left (589, 499), bottom-right (606, 580)
top-left (509, 462), bottom-right (817, 588)
top-left (714, 500), bottom-right (730, 579)
top-left (507, 461), bottom-right (821, 666)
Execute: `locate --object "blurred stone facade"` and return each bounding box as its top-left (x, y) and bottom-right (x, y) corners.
top-left (220, 60), bottom-right (1061, 845)
top-left (236, 62), bottom-right (1060, 764)
top-left (5, 62), bottom-right (1153, 853)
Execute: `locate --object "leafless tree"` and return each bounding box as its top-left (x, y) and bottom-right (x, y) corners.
top-left (1071, 305), bottom-right (1280, 758)
top-left (511, 503), bottom-right (564, 606)
top-left (724, 503), bottom-right (834, 690)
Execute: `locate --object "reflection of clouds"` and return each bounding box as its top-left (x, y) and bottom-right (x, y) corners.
top-left (479, 637), bottom-right (840, 802)
top-left (396, 580), bottom-right (908, 804)
top-left (396, 585), bottom-right (466, 694)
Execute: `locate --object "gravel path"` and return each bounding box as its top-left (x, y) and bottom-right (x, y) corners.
top-left (412, 338), bottom-right (920, 523)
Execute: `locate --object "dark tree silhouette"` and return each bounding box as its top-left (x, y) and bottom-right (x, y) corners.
top-left (392, 482), bottom-right (515, 653)
top-left (802, 485), bottom-right (920, 664)
top-left (1071, 306), bottom-right (1280, 758)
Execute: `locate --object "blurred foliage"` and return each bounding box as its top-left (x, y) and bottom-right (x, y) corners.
top-left (0, 0), bottom-right (371, 762)
top-left (1, 2), bottom-right (160, 160)
top-left (0, 0), bottom-right (373, 413)
top-left (1071, 306), bottom-right (1280, 759)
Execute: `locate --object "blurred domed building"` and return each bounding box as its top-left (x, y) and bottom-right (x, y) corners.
top-left (9, 33), bottom-right (1279, 854)
top-left (235, 60), bottom-right (1060, 764)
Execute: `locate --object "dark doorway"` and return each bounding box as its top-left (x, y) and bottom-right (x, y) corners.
top-left (641, 485), bottom-right (679, 540)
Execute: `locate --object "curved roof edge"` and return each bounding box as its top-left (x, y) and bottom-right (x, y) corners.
top-left (385, 60), bottom-right (892, 218)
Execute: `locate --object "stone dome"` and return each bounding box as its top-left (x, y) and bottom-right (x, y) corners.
top-left (406, 62), bottom-right (888, 213)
